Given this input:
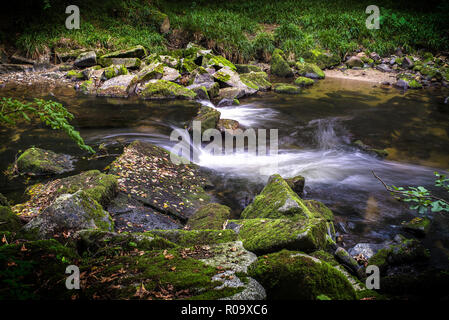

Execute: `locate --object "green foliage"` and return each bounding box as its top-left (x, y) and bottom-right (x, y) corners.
top-left (0, 98), bottom-right (95, 154)
top-left (391, 172), bottom-right (449, 216)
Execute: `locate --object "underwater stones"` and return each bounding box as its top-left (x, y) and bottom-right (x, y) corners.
top-left (13, 147), bottom-right (74, 176)
top-left (109, 140), bottom-right (210, 221)
top-left (23, 190), bottom-right (114, 238)
top-left (294, 76), bottom-right (314, 87)
top-left (272, 83), bottom-right (301, 94)
top-left (97, 74), bottom-right (137, 98)
top-left (190, 106), bottom-right (221, 135)
top-left (401, 217), bottom-right (431, 237)
top-left (346, 56), bottom-right (364, 68)
top-left (241, 174), bottom-right (328, 220)
top-left (13, 170), bottom-right (118, 219)
top-left (295, 62), bottom-right (325, 79)
top-left (187, 203), bottom-right (232, 230)
top-left (248, 250), bottom-right (356, 300)
top-left (0, 205), bottom-right (22, 232)
top-left (140, 80), bottom-right (196, 100)
top-left (225, 218), bottom-right (328, 254)
top-left (74, 51), bottom-right (96, 68)
top-left (270, 49), bottom-right (293, 77)
top-left (239, 71), bottom-right (271, 91)
top-left (100, 45), bottom-right (147, 59)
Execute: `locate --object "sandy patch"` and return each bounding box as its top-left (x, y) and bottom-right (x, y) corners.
top-left (325, 68), bottom-right (397, 84)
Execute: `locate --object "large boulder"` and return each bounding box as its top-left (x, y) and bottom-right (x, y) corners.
top-left (23, 190), bottom-right (114, 238)
top-left (295, 62), bottom-right (325, 79)
top-left (12, 147), bottom-right (74, 176)
top-left (187, 203), bottom-right (232, 230)
top-left (74, 51), bottom-right (96, 68)
top-left (241, 174), bottom-right (333, 221)
top-left (102, 64), bottom-right (128, 80)
top-left (345, 56), bottom-right (364, 68)
top-left (239, 71), bottom-right (271, 91)
top-left (13, 170), bottom-right (118, 219)
top-left (139, 80), bottom-right (196, 100)
top-left (203, 55), bottom-right (236, 71)
top-left (97, 74), bottom-right (137, 98)
top-left (225, 217), bottom-right (328, 254)
top-left (212, 67), bottom-right (257, 96)
top-left (270, 49), bottom-right (293, 77)
top-left (161, 66), bottom-right (181, 82)
top-left (109, 140), bottom-right (211, 221)
top-left (248, 250), bottom-right (356, 300)
top-left (137, 63), bottom-right (164, 82)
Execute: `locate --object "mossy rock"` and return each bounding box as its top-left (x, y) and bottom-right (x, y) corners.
top-left (285, 175), bottom-right (305, 196)
top-left (217, 119), bottom-right (240, 134)
top-left (189, 106), bottom-right (221, 135)
top-left (146, 229), bottom-right (238, 247)
top-left (12, 147), bottom-right (74, 176)
top-left (226, 218), bottom-right (328, 254)
top-left (204, 55), bottom-right (236, 71)
top-left (137, 63), bottom-right (164, 82)
top-left (140, 80), bottom-right (197, 100)
top-left (187, 84), bottom-right (209, 100)
top-left (241, 174), bottom-right (326, 220)
top-left (109, 140), bottom-right (211, 221)
top-left (294, 76), bottom-right (314, 86)
top-left (187, 203), bottom-right (232, 230)
top-left (13, 170), bottom-right (118, 218)
top-left (270, 49), bottom-right (293, 77)
top-left (401, 217), bottom-right (431, 237)
top-left (0, 239), bottom-right (79, 299)
top-left (23, 190), bottom-right (114, 239)
top-left (240, 71), bottom-right (271, 91)
top-left (0, 206), bottom-right (22, 232)
top-left (99, 57), bottom-right (141, 69)
top-left (248, 250), bottom-right (356, 300)
top-left (103, 64), bottom-right (129, 80)
top-left (303, 49), bottom-right (341, 69)
top-left (66, 70), bottom-right (85, 80)
top-left (235, 64), bottom-right (262, 73)
top-left (97, 74), bottom-right (137, 98)
top-left (295, 62), bottom-right (325, 79)
top-left (100, 45), bottom-right (147, 59)
top-left (272, 83), bottom-right (301, 94)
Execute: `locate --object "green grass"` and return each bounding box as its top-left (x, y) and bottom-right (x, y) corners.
top-left (3, 0), bottom-right (448, 61)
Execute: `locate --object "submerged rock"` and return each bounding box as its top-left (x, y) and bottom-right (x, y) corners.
top-left (187, 203), bottom-right (232, 230)
top-left (12, 147), bottom-right (74, 176)
top-left (248, 250), bottom-right (356, 300)
top-left (23, 190), bottom-right (114, 238)
top-left (109, 140), bottom-right (211, 221)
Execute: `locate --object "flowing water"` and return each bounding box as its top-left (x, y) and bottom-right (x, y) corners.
top-left (1, 78), bottom-right (449, 261)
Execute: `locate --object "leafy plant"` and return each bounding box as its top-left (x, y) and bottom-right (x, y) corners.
top-left (0, 98), bottom-right (95, 154)
top-left (373, 171), bottom-right (449, 216)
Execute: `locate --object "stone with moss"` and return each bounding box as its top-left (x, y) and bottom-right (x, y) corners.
top-left (294, 76), bottom-right (314, 86)
top-left (235, 64), bottom-right (262, 73)
top-left (187, 203), bottom-right (232, 230)
top-left (0, 239), bottom-right (79, 299)
top-left (204, 55), bottom-right (236, 71)
top-left (0, 206), bottom-right (22, 232)
top-left (102, 64), bottom-right (129, 80)
top-left (147, 229), bottom-right (237, 247)
top-left (295, 62), bottom-right (325, 79)
top-left (420, 65), bottom-right (442, 80)
top-left (304, 49), bottom-right (341, 69)
top-left (186, 84), bottom-right (209, 100)
top-left (285, 175), bottom-right (305, 196)
top-left (240, 71), bottom-right (271, 91)
top-left (189, 106), bottom-right (221, 135)
top-left (248, 249), bottom-right (356, 300)
top-left (226, 217), bottom-right (328, 254)
top-left (212, 68), bottom-right (257, 97)
top-left (241, 174), bottom-right (331, 220)
top-left (140, 80), bottom-right (196, 100)
top-left (97, 74), bottom-right (137, 98)
top-left (270, 49), bottom-right (293, 77)
top-left (109, 140), bottom-right (211, 220)
top-left (66, 70), bottom-right (85, 80)
top-left (79, 79), bottom-right (96, 94)
top-left (23, 190), bottom-right (114, 238)
top-left (98, 57), bottom-right (141, 69)
top-left (100, 45), bottom-right (147, 60)
top-left (13, 170), bottom-right (118, 218)
top-left (272, 83), bottom-right (301, 94)
top-left (161, 66), bottom-right (181, 82)
top-left (137, 63), bottom-right (165, 82)
top-left (401, 217), bottom-right (431, 237)
top-left (217, 119), bottom-right (240, 134)
top-left (74, 51), bottom-right (96, 68)
top-left (177, 57), bottom-right (199, 73)
top-left (12, 147), bottom-right (74, 177)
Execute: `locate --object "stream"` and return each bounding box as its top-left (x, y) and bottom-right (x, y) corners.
top-left (1, 78), bottom-right (449, 263)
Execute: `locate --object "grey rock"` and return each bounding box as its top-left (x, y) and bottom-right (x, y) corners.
top-left (74, 51), bottom-right (97, 68)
